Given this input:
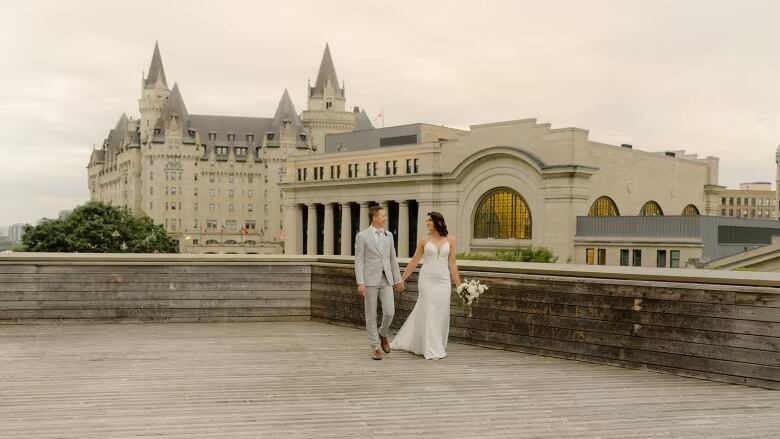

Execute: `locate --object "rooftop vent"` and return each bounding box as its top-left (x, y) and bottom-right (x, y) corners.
top-left (621, 144), bottom-right (632, 149)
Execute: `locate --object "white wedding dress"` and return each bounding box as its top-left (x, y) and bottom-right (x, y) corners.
top-left (391, 240), bottom-right (451, 359)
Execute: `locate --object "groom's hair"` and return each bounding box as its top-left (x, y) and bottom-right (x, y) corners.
top-left (368, 206), bottom-right (384, 223)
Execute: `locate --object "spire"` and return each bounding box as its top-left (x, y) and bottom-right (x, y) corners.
top-left (272, 89), bottom-right (302, 130)
top-left (353, 109), bottom-right (374, 131)
top-left (310, 43), bottom-right (343, 98)
top-left (159, 83), bottom-right (188, 132)
top-left (144, 42), bottom-right (167, 88)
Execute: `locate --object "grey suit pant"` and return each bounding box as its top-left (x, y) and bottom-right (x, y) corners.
top-left (365, 276), bottom-right (395, 349)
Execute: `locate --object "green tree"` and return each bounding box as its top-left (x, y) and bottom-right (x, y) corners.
top-left (21, 201), bottom-right (178, 253)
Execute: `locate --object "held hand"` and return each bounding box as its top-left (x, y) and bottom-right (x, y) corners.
top-left (394, 282), bottom-right (405, 293)
top-left (357, 284), bottom-right (366, 299)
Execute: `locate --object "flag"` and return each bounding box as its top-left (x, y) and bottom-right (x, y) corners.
top-left (372, 111), bottom-right (383, 123)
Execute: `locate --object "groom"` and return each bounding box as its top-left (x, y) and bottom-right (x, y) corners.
top-left (354, 206), bottom-right (404, 360)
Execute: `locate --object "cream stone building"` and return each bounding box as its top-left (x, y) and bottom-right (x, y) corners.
top-left (87, 43), bottom-right (372, 253)
top-left (713, 182), bottom-right (779, 220)
top-left (281, 121), bottom-right (722, 263)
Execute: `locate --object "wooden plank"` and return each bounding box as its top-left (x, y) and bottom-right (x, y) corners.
top-left (0, 273), bottom-right (313, 284)
top-left (0, 290), bottom-right (311, 301)
top-left (0, 281), bottom-right (312, 292)
top-left (0, 307), bottom-right (311, 319)
top-left (0, 299), bottom-right (310, 310)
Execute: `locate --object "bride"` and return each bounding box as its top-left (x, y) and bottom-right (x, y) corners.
top-left (391, 212), bottom-right (460, 359)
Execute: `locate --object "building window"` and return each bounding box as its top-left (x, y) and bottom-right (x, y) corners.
top-left (721, 197), bottom-right (726, 205)
top-left (632, 249), bottom-right (642, 266)
top-left (406, 159), bottom-right (412, 174)
top-left (150, 187), bottom-right (154, 195)
top-left (366, 163), bottom-right (372, 177)
top-left (208, 132), bottom-right (216, 141)
top-left (386, 161), bottom-right (391, 175)
top-left (209, 189), bottom-right (215, 198)
top-left (297, 169), bottom-right (302, 181)
top-left (245, 220), bottom-right (256, 230)
top-left (656, 250), bottom-right (667, 268)
top-left (207, 219), bottom-right (217, 229)
top-left (588, 196), bottom-right (620, 217)
top-left (729, 197), bottom-right (734, 206)
top-left (737, 198), bottom-right (742, 206)
top-left (337, 165), bottom-right (342, 179)
top-left (226, 220), bottom-right (237, 229)
top-left (413, 158), bottom-right (419, 173)
top-left (229, 203), bottom-right (234, 212)
top-left (303, 168), bottom-right (307, 181)
top-left (393, 160), bottom-right (398, 175)
top-left (372, 162), bottom-right (378, 176)
top-left (586, 248), bottom-right (595, 265)
top-left (248, 204), bottom-right (254, 212)
top-left (330, 165), bottom-right (335, 179)
top-left (229, 175), bottom-right (235, 184)
top-left (620, 249), bottom-right (630, 266)
top-left (670, 250), bottom-right (680, 268)
top-left (149, 202), bottom-right (153, 210)
top-left (227, 133), bottom-right (235, 142)
top-left (348, 164), bottom-right (353, 178)
top-left (248, 190), bottom-right (253, 197)
top-left (640, 201), bottom-right (664, 216)
top-left (314, 167), bottom-right (319, 180)
top-left (597, 249), bottom-right (606, 265)
top-left (235, 147), bottom-right (247, 157)
top-left (194, 202), bottom-right (198, 211)
top-left (682, 204), bottom-right (700, 216)
top-left (247, 134), bottom-right (254, 143)
top-left (209, 203), bottom-right (215, 213)
top-left (229, 189), bottom-right (234, 197)
top-left (473, 187), bottom-right (532, 239)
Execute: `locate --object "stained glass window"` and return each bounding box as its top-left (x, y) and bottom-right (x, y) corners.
top-left (588, 196), bottom-right (620, 217)
top-left (681, 204), bottom-right (700, 216)
top-left (473, 188), bottom-right (531, 239)
top-left (640, 201), bottom-right (663, 216)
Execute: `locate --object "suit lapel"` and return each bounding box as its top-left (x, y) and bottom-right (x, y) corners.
top-left (365, 228), bottom-right (382, 255)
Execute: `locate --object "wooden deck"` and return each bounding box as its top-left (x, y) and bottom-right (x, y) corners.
top-left (1, 322), bottom-right (778, 438)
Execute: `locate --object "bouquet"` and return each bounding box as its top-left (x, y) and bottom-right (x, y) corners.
top-left (455, 279), bottom-right (488, 316)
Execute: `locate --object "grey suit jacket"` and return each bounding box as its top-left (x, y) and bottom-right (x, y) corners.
top-left (354, 227), bottom-right (402, 287)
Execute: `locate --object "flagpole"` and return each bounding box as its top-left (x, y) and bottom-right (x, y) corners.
top-left (382, 107), bottom-right (385, 128)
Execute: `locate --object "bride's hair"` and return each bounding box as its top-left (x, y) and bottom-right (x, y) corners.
top-left (427, 211), bottom-right (448, 237)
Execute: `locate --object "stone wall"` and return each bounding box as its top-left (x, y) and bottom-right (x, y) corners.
top-left (0, 254), bottom-right (311, 324)
top-left (311, 260), bottom-right (780, 390)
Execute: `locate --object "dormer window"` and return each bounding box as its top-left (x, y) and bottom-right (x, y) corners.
top-left (282, 119), bottom-right (290, 128)
top-left (326, 101), bottom-right (332, 109)
top-left (227, 133), bottom-right (236, 142)
top-left (266, 132), bottom-right (275, 141)
top-left (246, 134), bottom-right (254, 143)
top-left (299, 134), bottom-right (307, 142)
top-left (187, 129), bottom-right (195, 137)
top-left (153, 128), bottom-right (161, 135)
top-left (208, 132), bottom-right (216, 141)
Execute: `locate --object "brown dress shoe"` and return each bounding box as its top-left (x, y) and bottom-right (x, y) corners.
top-left (379, 335), bottom-right (390, 354)
top-left (372, 348), bottom-right (383, 360)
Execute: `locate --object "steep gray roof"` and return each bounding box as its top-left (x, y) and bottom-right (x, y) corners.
top-left (144, 42), bottom-right (167, 88)
top-left (188, 114), bottom-right (273, 144)
top-left (158, 83), bottom-right (188, 132)
top-left (309, 44), bottom-right (343, 98)
top-left (105, 113), bottom-right (129, 149)
top-left (353, 109), bottom-right (374, 131)
top-left (88, 149), bottom-right (105, 167)
top-left (272, 89), bottom-right (303, 131)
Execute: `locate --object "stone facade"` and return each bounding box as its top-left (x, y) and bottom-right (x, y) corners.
top-left (87, 43), bottom-right (369, 254)
top-left (282, 120), bottom-right (720, 263)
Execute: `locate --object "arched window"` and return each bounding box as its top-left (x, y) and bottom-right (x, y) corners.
top-left (244, 240), bottom-right (257, 245)
top-left (640, 201), bottom-right (664, 216)
top-left (205, 239), bottom-right (219, 245)
top-left (681, 204), bottom-right (700, 216)
top-left (588, 196), bottom-right (620, 217)
top-left (473, 187), bottom-right (532, 239)
top-left (224, 239), bottom-right (238, 245)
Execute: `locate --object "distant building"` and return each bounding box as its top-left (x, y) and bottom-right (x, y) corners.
top-left (8, 223), bottom-right (26, 243)
top-left (574, 215), bottom-right (780, 268)
top-left (713, 182), bottom-right (778, 220)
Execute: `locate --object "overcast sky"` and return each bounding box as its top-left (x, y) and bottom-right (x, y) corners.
top-left (1, 0), bottom-right (779, 228)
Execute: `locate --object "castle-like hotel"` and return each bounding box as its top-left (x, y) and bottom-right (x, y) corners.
top-left (88, 43), bottom-right (369, 254)
top-left (88, 43), bottom-right (780, 262)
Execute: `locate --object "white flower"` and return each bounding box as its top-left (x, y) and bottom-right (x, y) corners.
top-left (456, 285), bottom-right (464, 293)
top-left (467, 286), bottom-right (476, 295)
top-left (477, 285), bottom-right (485, 294)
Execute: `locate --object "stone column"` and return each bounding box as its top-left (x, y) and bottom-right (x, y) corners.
top-left (323, 203), bottom-right (334, 255)
top-left (380, 201), bottom-right (390, 230)
top-left (307, 203), bottom-right (317, 255)
top-left (417, 200), bottom-right (434, 243)
top-left (340, 202), bottom-right (352, 256)
top-left (283, 203), bottom-right (302, 255)
top-left (359, 202), bottom-right (370, 231)
top-left (398, 200), bottom-right (409, 258)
